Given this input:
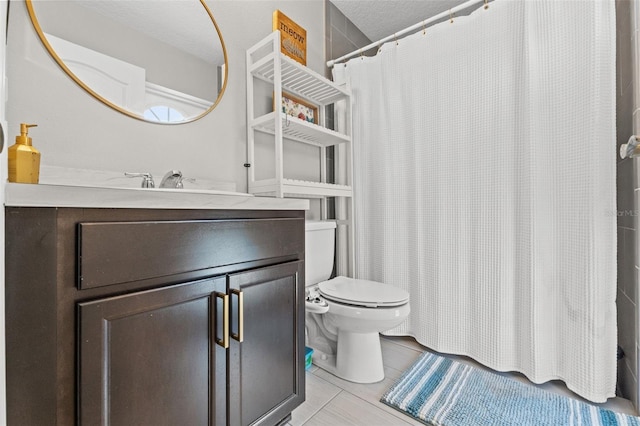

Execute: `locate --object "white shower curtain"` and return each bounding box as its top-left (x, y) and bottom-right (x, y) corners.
top-left (334, 0), bottom-right (616, 402)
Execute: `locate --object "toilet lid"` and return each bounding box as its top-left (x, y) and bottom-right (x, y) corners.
top-left (318, 276), bottom-right (409, 308)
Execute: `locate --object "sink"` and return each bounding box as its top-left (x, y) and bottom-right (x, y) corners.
top-left (5, 182), bottom-right (309, 211)
top-left (8, 166), bottom-right (309, 210)
top-left (37, 165), bottom-right (247, 194)
top-left (100, 185), bottom-right (253, 197)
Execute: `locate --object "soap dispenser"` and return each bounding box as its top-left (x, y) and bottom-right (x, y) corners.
top-left (8, 123), bottom-right (40, 184)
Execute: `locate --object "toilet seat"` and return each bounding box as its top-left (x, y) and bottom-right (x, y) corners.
top-left (318, 276), bottom-right (409, 308)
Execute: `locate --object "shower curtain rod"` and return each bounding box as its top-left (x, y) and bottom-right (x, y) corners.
top-left (326, 0), bottom-right (487, 68)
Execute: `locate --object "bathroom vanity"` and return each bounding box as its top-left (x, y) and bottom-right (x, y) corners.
top-left (5, 184), bottom-right (308, 425)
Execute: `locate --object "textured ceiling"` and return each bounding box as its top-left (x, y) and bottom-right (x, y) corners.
top-left (330, 0), bottom-right (472, 43)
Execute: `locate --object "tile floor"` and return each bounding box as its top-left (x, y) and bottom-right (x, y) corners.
top-left (289, 336), bottom-right (637, 425)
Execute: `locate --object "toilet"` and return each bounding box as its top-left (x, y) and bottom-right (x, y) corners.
top-left (305, 220), bottom-right (410, 383)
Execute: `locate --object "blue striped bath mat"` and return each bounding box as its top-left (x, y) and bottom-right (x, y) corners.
top-left (381, 352), bottom-right (640, 426)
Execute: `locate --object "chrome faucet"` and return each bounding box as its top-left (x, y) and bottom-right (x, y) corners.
top-left (160, 170), bottom-right (184, 188)
top-left (124, 172), bottom-right (155, 188)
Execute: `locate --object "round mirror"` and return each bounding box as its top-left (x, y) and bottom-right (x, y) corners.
top-left (26, 0), bottom-right (228, 124)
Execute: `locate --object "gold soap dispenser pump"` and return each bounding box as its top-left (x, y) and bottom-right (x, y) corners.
top-left (8, 123), bottom-right (40, 184)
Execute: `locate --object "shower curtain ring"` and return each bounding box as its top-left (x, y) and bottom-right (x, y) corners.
top-left (422, 21), bottom-right (426, 35)
top-left (450, 10), bottom-right (455, 23)
top-left (394, 33), bottom-right (398, 45)
top-left (484, 0), bottom-right (489, 9)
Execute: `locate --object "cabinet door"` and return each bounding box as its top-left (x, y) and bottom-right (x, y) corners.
top-left (228, 261), bottom-right (305, 426)
top-left (78, 277), bottom-right (227, 426)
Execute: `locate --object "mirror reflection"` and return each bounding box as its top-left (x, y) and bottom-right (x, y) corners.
top-left (27, 0), bottom-right (227, 124)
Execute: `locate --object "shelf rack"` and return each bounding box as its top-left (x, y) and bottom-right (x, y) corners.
top-left (246, 31), bottom-right (352, 199)
top-left (246, 31), bottom-right (354, 276)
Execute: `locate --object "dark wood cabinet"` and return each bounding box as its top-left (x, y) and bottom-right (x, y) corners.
top-left (6, 207), bottom-right (305, 426)
top-left (228, 262), bottom-right (304, 426)
top-left (78, 276), bottom-right (226, 425)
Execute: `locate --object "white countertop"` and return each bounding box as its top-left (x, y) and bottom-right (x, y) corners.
top-left (5, 183), bottom-right (310, 210)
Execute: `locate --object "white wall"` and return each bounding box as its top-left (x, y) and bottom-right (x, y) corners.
top-left (6, 0), bottom-right (325, 192)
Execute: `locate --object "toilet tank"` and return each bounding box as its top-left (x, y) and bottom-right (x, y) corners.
top-left (305, 220), bottom-right (337, 286)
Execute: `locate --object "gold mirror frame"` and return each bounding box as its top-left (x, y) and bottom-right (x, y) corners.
top-left (26, 0), bottom-right (228, 124)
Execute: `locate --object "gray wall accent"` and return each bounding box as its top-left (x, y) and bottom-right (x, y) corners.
top-left (616, 0), bottom-right (637, 409)
top-left (7, 0), bottom-right (325, 192)
top-left (325, 1), bottom-right (373, 80)
top-left (323, 1), bottom-right (371, 220)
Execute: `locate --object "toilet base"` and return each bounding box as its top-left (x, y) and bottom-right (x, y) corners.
top-left (311, 331), bottom-right (385, 384)
top-left (336, 330), bottom-right (385, 383)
